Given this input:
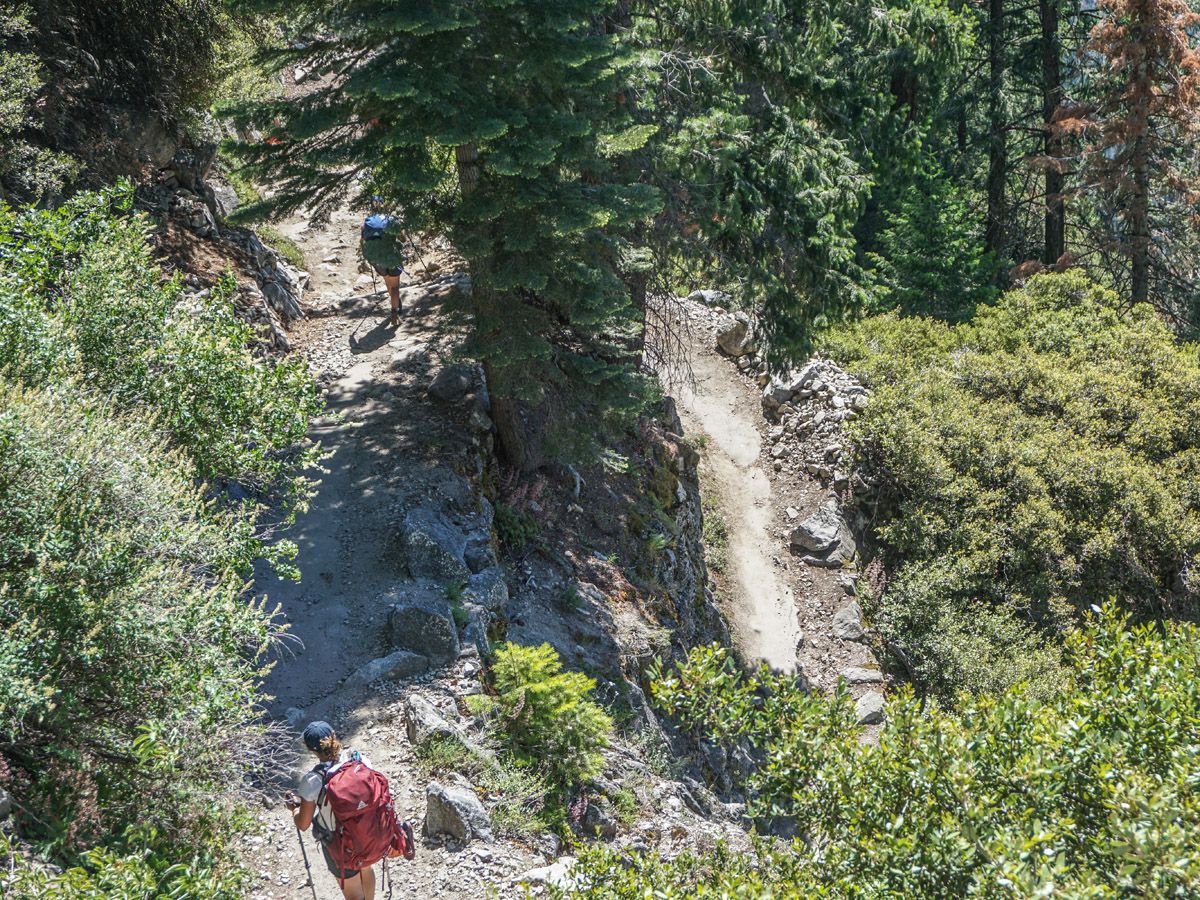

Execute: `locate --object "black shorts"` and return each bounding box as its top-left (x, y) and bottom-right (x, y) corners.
top-left (370, 262), bottom-right (403, 277)
top-left (321, 841), bottom-right (360, 881)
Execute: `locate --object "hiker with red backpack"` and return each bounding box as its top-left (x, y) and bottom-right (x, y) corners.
top-left (285, 721), bottom-right (415, 900)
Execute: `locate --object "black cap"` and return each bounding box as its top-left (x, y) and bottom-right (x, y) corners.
top-left (302, 720), bottom-right (335, 751)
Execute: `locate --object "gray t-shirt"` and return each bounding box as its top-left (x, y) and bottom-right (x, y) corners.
top-left (297, 750), bottom-right (372, 837)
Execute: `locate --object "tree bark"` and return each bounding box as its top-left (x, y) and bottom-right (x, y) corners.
top-left (1130, 135), bottom-right (1151, 304)
top-left (985, 0), bottom-right (1007, 269)
top-left (455, 142), bottom-right (540, 470)
top-left (1041, 0), bottom-right (1065, 265)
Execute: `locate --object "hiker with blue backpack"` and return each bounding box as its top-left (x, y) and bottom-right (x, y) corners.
top-left (361, 210), bottom-right (406, 327)
top-left (285, 721), bottom-right (415, 900)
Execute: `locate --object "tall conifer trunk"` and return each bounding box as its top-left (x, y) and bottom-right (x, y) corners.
top-left (1130, 134), bottom-right (1151, 304)
top-left (985, 0), bottom-right (1007, 268)
top-left (1041, 0), bottom-right (1065, 265)
top-left (455, 142), bottom-right (540, 471)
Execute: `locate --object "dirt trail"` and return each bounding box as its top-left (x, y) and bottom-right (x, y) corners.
top-left (246, 209), bottom-right (539, 899)
top-left (661, 332), bottom-right (801, 674)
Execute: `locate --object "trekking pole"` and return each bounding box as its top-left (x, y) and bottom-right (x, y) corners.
top-left (403, 231), bottom-right (434, 279)
top-left (294, 823), bottom-right (319, 900)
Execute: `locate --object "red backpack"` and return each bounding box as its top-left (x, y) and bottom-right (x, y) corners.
top-left (315, 753), bottom-right (415, 880)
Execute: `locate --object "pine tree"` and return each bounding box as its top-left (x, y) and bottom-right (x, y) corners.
top-left (1076, 0), bottom-right (1200, 306)
top-left (230, 0), bottom-right (660, 469)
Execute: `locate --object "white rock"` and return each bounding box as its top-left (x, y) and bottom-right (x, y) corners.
top-left (855, 691), bottom-right (886, 725)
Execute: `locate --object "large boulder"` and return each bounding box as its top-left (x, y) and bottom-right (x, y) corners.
top-left (715, 313), bottom-right (755, 357)
top-left (388, 596), bottom-right (460, 663)
top-left (578, 798), bottom-right (618, 841)
top-left (203, 179), bottom-right (239, 220)
top-left (790, 501), bottom-right (844, 553)
top-left (424, 781), bottom-right (493, 843)
top-left (761, 377), bottom-right (794, 410)
top-left (405, 694), bottom-right (462, 746)
top-left (403, 508), bottom-right (470, 581)
top-left (346, 650), bottom-right (429, 687)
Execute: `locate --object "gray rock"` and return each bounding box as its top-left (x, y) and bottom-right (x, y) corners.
top-left (839, 573), bottom-right (859, 595)
top-left (0, 787), bottom-right (12, 820)
top-left (790, 501), bottom-right (844, 553)
top-left (405, 694), bottom-right (461, 746)
top-left (464, 567), bottom-right (508, 611)
top-left (388, 596), bottom-right (461, 663)
top-left (424, 781), bottom-right (493, 842)
top-left (786, 360), bottom-right (824, 393)
top-left (715, 313), bottom-right (755, 357)
top-left (579, 799), bottom-right (618, 841)
top-left (855, 691), bottom-right (886, 725)
top-left (403, 508), bottom-right (470, 581)
top-left (687, 289), bottom-right (732, 307)
top-left (203, 179), bottom-right (239, 220)
top-left (761, 377), bottom-right (794, 409)
top-left (262, 279), bottom-right (305, 323)
top-left (429, 365), bottom-right (474, 402)
top-left (347, 650), bottom-right (429, 687)
top-left (832, 601), bottom-right (865, 641)
top-left (285, 707), bottom-right (306, 729)
top-left (464, 535), bottom-right (497, 574)
top-left (841, 666), bottom-right (884, 685)
top-left (791, 500), bottom-right (857, 565)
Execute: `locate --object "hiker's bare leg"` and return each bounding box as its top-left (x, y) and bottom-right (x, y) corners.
top-left (338, 870), bottom-right (371, 900)
top-left (383, 274), bottom-right (401, 322)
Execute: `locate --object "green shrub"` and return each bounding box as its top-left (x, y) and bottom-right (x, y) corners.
top-left (494, 502), bottom-right (538, 550)
top-left (602, 607), bottom-right (1200, 897)
top-left (0, 187), bottom-right (322, 573)
top-left (0, 382), bottom-right (276, 860)
top-left (0, 186), bottom-right (319, 888)
top-left (0, 829), bottom-right (249, 899)
top-left (475, 643), bottom-right (612, 789)
top-left (823, 271), bottom-right (1200, 698)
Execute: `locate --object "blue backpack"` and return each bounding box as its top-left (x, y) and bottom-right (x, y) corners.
top-left (362, 214), bottom-right (393, 242)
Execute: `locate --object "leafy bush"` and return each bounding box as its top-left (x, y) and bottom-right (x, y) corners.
top-left (473, 643), bottom-right (612, 789)
top-left (0, 187), bottom-right (322, 572)
top-left (0, 187), bottom-right (319, 890)
top-left (589, 607), bottom-right (1200, 896)
top-left (0, 829), bottom-right (249, 899)
top-left (494, 502), bottom-right (538, 550)
top-left (0, 7), bottom-right (77, 203)
top-left (823, 271), bottom-right (1200, 698)
top-left (0, 382), bottom-right (277, 857)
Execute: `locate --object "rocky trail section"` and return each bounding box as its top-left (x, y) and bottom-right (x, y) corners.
top-left (672, 296), bottom-right (887, 723)
top-left (244, 213), bottom-right (750, 899)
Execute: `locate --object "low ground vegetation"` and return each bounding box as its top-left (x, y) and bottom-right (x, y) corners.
top-left (570, 607), bottom-right (1200, 896)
